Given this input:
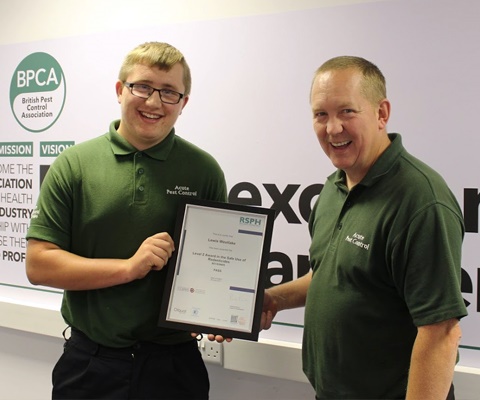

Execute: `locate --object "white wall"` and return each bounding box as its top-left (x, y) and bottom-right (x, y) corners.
top-left (1, 0), bottom-right (480, 399)
top-left (0, 0), bottom-right (383, 46)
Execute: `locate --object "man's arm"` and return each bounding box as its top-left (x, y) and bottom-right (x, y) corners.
top-left (203, 271), bottom-right (313, 343)
top-left (26, 233), bottom-right (175, 290)
top-left (261, 270), bottom-right (312, 330)
top-left (406, 318), bottom-right (462, 400)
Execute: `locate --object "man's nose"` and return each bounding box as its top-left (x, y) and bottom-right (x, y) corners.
top-left (146, 90), bottom-right (164, 106)
top-left (326, 117), bottom-right (343, 135)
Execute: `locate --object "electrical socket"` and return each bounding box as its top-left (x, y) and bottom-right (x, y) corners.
top-left (197, 337), bottom-right (223, 366)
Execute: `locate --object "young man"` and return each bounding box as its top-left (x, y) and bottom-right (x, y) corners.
top-left (261, 56), bottom-right (467, 399)
top-left (26, 42), bottom-right (227, 399)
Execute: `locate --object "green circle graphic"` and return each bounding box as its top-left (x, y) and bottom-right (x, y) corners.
top-left (9, 52), bottom-right (66, 133)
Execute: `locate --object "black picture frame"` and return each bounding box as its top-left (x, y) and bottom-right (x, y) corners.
top-left (158, 198), bottom-right (275, 341)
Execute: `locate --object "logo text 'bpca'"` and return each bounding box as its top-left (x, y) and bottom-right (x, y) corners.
top-left (17, 68), bottom-right (59, 88)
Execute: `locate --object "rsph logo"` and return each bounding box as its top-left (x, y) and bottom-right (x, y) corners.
top-left (239, 216), bottom-right (263, 226)
top-left (10, 52), bottom-right (66, 133)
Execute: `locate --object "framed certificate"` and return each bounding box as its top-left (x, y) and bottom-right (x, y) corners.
top-left (158, 199), bottom-right (275, 341)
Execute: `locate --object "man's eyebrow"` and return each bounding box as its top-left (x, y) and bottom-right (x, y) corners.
top-left (160, 83), bottom-right (180, 91)
top-left (337, 102), bottom-right (356, 109)
top-left (311, 102), bottom-right (356, 112)
top-left (132, 80), bottom-right (179, 90)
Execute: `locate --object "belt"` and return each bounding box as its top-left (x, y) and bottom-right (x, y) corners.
top-left (67, 327), bottom-right (195, 360)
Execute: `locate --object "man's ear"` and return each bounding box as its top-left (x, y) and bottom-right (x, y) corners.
top-left (179, 95), bottom-right (189, 115)
top-left (115, 80), bottom-right (124, 103)
top-left (378, 99), bottom-right (391, 129)
top-left (182, 96), bottom-right (190, 110)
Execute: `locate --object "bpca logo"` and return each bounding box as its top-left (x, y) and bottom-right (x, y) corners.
top-left (10, 52), bottom-right (66, 133)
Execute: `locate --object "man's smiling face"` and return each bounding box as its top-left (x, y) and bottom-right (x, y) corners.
top-left (310, 68), bottom-right (390, 187)
top-left (116, 62), bottom-right (188, 150)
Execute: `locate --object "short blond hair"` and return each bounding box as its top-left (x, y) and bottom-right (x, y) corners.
top-left (312, 56), bottom-right (386, 105)
top-left (118, 42), bottom-right (192, 96)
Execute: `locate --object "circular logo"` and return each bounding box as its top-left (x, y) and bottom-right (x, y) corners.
top-left (9, 52), bottom-right (66, 133)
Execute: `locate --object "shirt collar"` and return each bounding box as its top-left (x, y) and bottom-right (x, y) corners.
top-left (330, 133), bottom-right (404, 190)
top-left (107, 120), bottom-right (176, 161)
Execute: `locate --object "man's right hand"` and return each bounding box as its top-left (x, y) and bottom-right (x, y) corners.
top-left (126, 232), bottom-right (175, 279)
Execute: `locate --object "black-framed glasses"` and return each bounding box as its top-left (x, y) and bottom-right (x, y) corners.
top-left (124, 82), bottom-right (184, 104)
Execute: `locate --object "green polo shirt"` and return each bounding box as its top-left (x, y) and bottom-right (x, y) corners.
top-left (303, 133), bottom-right (467, 398)
top-left (27, 120), bottom-right (227, 347)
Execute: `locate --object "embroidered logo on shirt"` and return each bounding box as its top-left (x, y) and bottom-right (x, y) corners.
top-left (166, 185), bottom-right (198, 197)
top-left (345, 232), bottom-right (370, 250)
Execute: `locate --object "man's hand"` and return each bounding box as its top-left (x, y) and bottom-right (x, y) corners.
top-left (190, 333), bottom-right (232, 343)
top-left (261, 289), bottom-right (279, 331)
top-left (126, 232), bottom-right (175, 280)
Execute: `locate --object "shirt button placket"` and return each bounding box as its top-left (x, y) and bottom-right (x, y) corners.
top-left (134, 152), bottom-right (145, 202)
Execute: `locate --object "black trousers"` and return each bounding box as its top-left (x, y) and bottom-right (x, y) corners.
top-left (52, 328), bottom-right (209, 400)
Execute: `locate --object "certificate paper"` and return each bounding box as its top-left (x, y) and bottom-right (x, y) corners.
top-left (158, 199), bottom-right (275, 341)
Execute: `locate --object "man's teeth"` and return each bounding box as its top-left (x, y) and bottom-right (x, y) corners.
top-left (141, 112), bottom-right (160, 119)
top-left (331, 141), bottom-right (350, 147)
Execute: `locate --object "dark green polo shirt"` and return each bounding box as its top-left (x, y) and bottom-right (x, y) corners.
top-left (303, 133), bottom-right (467, 398)
top-left (27, 120), bottom-right (227, 346)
